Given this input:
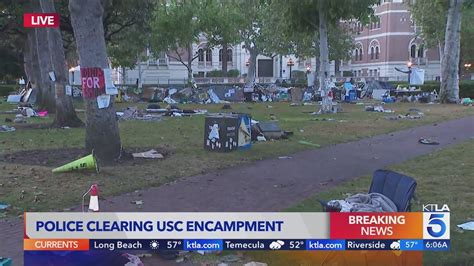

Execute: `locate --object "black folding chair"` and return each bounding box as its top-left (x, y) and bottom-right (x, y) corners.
top-left (319, 169), bottom-right (417, 212)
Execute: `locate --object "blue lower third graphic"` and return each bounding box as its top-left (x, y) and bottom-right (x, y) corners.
top-left (306, 240), bottom-right (346, 250)
top-left (184, 239), bottom-right (223, 251)
top-left (400, 240), bottom-right (424, 251)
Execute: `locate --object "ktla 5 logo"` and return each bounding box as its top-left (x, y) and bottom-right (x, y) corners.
top-left (423, 204), bottom-right (450, 239)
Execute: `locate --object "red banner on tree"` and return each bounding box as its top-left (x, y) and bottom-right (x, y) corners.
top-left (80, 67), bottom-right (105, 99)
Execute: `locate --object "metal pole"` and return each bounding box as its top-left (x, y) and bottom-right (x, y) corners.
top-left (408, 66), bottom-right (411, 86)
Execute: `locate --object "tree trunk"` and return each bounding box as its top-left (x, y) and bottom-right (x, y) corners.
top-left (187, 43), bottom-right (193, 82)
top-left (40, 0), bottom-right (83, 127)
top-left (69, 0), bottom-right (122, 162)
top-left (23, 34), bottom-right (32, 85)
top-left (221, 42), bottom-right (228, 74)
top-left (440, 0), bottom-right (463, 103)
top-left (35, 27), bottom-right (56, 112)
top-left (26, 29), bottom-right (40, 92)
top-left (245, 48), bottom-right (258, 86)
top-left (318, 0), bottom-right (332, 113)
top-left (137, 55), bottom-right (143, 88)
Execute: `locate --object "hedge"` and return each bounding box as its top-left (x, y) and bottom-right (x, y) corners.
top-left (388, 80), bottom-right (474, 99)
top-left (0, 84), bottom-right (17, 97)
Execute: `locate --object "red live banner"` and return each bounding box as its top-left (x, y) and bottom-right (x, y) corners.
top-left (23, 13), bottom-right (59, 28)
top-left (80, 67), bottom-right (106, 99)
top-left (330, 212), bottom-right (423, 239)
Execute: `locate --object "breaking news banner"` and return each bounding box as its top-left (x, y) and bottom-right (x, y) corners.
top-left (23, 209), bottom-right (449, 264)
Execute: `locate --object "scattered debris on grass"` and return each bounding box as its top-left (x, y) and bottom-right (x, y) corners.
top-left (365, 105), bottom-right (393, 113)
top-left (131, 200), bottom-right (144, 205)
top-left (244, 262), bottom-right (268, 266)
top-left (419, 138), bottom-right (440, 145)
top-left (298, 140), bottom-right (321, 147)
top-left (461, 98), bottom-right (472, 106)
top-left (457, 221), bottom-right (474, 231)
top-left (278, 156), bottom-right (292, 159)
top-left (0, 125), bottom-right (15, 132)
top-left (132, 149), bottom-right (164, 159)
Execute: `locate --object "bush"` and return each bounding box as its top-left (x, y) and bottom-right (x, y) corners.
top-left (0, 84), bottom-right (17, 96)
top-left (388, 80), bottom-right (474, 99)
top-left (206, 70), bottom-right (225, 77)
top-left (227, 69), bottom-right (240, 77)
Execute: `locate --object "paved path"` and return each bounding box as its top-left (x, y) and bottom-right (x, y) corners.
top-left (2, 116), bottom-right (473, 264)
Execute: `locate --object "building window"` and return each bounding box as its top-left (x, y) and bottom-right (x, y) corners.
top-left (227, 49), bottom-right (233, 62)
top-left (374, 69), bottom-right (378, 77)
top-left (370, 47), bottom-right (374, 60)
top-left (205, 48), bottom-right (212, 62)
top-left (355, 49), bottom-right (359, 61)
top-left (198, 49), bottom-right (204, 62)
top-left (410, 44), bottom-right (417, 58)
top-left (359, 49), bottom-right (363, 61)
top-left (369, 70), bottom-right (373, 76)
top-left (418, 45), bottom-right (424, 58)
top-left (375, 47), bottom-right (380, 59)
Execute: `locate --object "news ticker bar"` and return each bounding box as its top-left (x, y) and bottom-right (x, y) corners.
top-left (24, 239), bottom-right (450, 252)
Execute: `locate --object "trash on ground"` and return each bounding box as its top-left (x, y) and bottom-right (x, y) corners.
top-left (365, 105), bottom-right (393, 113)
top-left (257, 121), bottom-right (290, 140)
top-left (278, 156), bottom-right (292, 159)
top-left (52, 153), bottom-right (99, 173)
top-left (123, 253), bottom-right (144, 266)
top-left (298, 140), bottom-right (320, 147)
top-left (132, 149), bottom-right (164, 159)
top-left (244, 262), bottom-right (267, 266)
top-left (131, 200), bottom-right (144, 205)
top-left (204, 113), bottom-right (251, 152)
top-left (457, 221), bottom-right (474, 230)
top-left (0, 203), bottom-right (10, 210)
top-left (462, 98), bottom-right (472, 106)
top-left (419, 138), bottom-right (439, 145)
top-left (0, 125), bottom-right (15, 132)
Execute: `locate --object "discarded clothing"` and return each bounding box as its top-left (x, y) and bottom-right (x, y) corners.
top-left (0, 125), bottom-right (15, 132)
top-left (132, 149), bottom-right (164, 159)
top-left (419, 138), bottom-right (439, 145)
top-left (457, 221), bottom-right (474, 230)
top-left (345, 193), bottom-right (397, 212)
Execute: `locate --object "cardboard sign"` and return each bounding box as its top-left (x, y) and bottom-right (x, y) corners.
top-left (65, 85), bottom-right (72, 96)
top-left (97, 94), bottom-right (111, 109)
top-left (104, 68), bottom-right (118, 95)
top-left (80, 67), bottom-right (105, 99)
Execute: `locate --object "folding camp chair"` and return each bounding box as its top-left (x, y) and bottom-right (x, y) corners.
top-left (319, 169), bottom-right (417, 212)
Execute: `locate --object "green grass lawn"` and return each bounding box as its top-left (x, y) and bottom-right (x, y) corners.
top-left (0, 100), bottom-right (473, 218)
top-left (253, 140), bottom-right (474, 266)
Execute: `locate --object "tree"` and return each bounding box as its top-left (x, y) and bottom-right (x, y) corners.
top-left (40, 0), bottom-right (83, 127)
top-left (274, 0), bottom-right (377, 113)
top-left (440, 0), bottom-right (463, 103)
top-left (201, 0), bottom-right (243, 74)
top-left (150, 1), bottom-right (203, 81)
top-left (409, 0), bottom-right (448, 61)
top-left (410, 0), bottom-right (473, 102)
top-left (33, 1), bottom-right (56, 112)
top-left (69, 0), bottom-right (121, 162)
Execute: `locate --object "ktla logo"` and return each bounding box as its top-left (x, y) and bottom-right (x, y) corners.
top-left (24, 13), bottom-right (59, 28)
top-left (423, 204), bottom-right (450, 239)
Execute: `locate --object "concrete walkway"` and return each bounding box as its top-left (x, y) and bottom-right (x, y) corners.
top-left (2, 116), bottom-right (473, 264)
